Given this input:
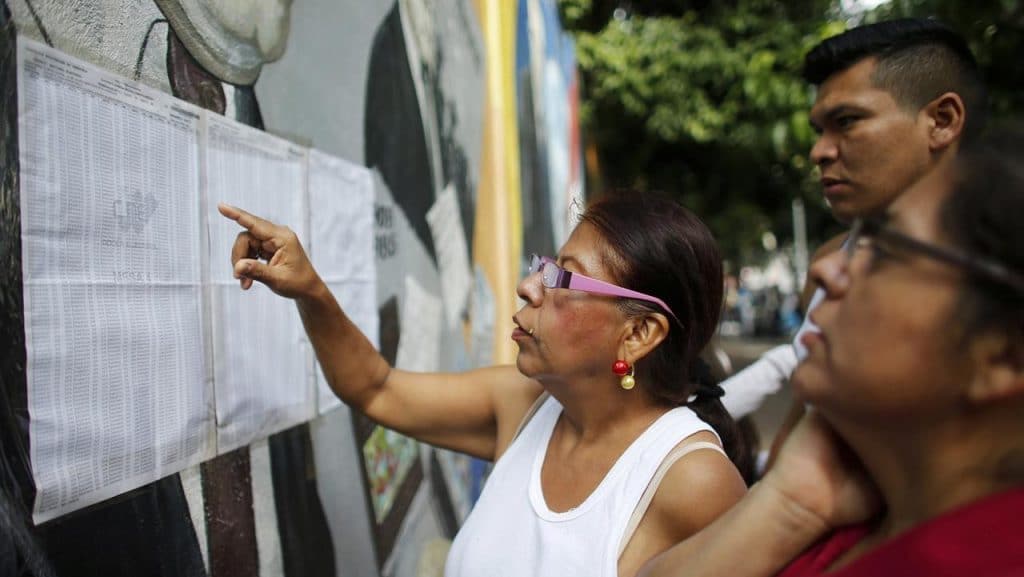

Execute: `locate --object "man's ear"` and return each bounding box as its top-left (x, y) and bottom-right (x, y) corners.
top-left (621, 313), bottom-right (671, 363)
top-left (965, 331), bottom-right (1024, 405)
top-left (924, 92), bottom-right (966, 152)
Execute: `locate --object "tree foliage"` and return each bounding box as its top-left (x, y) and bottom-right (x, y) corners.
top-left (559, 0), bottom-right (1022, 266)
top-left (561, 0), bottom-right (841, 265)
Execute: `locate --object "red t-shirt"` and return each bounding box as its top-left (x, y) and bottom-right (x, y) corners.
top-left (778, 487), bottom-right (1024, 577)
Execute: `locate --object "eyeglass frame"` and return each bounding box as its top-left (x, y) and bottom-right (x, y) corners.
top-left (846, 217), bottom-right (1024, 294)
top-left (528, 254), bottom-right (681, 325)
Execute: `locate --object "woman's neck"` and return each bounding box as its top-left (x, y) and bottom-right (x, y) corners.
top-left (833, 413), bottom-right (1024, 540)
top-left (547, 377), bottom-right (668, 445)
top-left (825, 414), bottom-right (1024, 573)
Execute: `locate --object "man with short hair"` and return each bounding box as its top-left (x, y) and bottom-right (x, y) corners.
top-left (803, 17), bottom-right (985, 223)
top-left (721, 18), bottom-right (987, 445)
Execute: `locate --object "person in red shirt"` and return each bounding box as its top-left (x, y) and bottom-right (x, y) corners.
top-left (638, 125), bottom-right (1024, 577)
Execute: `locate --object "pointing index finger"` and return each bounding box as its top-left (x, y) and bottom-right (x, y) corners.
top-left (218, 203), bottom-right (279, 242)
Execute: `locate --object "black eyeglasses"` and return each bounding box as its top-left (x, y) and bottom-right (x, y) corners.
top-left (846, 217), bottom-right (1024, 293)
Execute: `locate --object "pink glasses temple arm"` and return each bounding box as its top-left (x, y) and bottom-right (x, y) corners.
top-left (567, 275), bottom-right (680, 324)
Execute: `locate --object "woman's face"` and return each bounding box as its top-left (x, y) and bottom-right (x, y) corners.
top-left (793, 169), bottom-right (973, 424)
top-left (512, 222), bottom-right (627, 384)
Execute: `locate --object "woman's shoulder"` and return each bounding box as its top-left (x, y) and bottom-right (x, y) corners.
top-left (648, 432), bottom-right (747, 537)
top-left (618, 432), bottom-right (747, 577)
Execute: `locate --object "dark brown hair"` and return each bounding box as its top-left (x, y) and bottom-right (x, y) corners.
top-left (580, 190), bottom-right (753, 480)
top-left (942, 124), bottom-right (1024, 351)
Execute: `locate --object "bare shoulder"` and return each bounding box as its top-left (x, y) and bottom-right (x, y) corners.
top-left (647, 433), bottom-right (747, 538)
top-left (618, 432), bottom-right (747, 576)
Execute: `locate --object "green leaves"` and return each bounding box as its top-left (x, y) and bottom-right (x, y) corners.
top-left (562, 1), bottom-right (839, 261)
top-left (559, 0), bottom-right (1021, 264)
top-left (571, 4), bottom-right (839, 168)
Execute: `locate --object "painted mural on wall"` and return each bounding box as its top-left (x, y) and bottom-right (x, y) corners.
top-left (362, 427), bottom-right (420, 524)
top-left (365, 0), bottom-right (482, 263)
top-left (516, 0), bottom-right (584, 259)
top-left (0, 1), bottom-right (582, 576)
top-left (152, 0), bottom-right (293, 85)
top-left (9, 0), bottom-right (291, 90)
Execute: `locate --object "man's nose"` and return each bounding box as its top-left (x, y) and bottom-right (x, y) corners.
top-left (810, 133), bottom-right (838, 167)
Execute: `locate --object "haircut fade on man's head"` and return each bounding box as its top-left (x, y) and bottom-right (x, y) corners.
top-left (804, 18), bottom-right (988, 142)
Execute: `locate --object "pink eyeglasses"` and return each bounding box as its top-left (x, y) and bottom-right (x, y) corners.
top-left (528, 254), bottom-right (680, 325)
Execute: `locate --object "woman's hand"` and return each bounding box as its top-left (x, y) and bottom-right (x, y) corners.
top-left (218, 203), bottom-right (323, 300)
top-left (761, 411), bottom-right (881, 531)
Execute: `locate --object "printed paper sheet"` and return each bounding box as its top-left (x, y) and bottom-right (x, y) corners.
top-left (18, 37), bottom-right (213, 523)
top-left (16, 36), bottom-right (391, 521)
top-left (307, 150), bottom-right (378, 413)
top-left (205, 115), bottom-right (313, 453)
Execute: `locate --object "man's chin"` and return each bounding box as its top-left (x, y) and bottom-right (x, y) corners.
top-left (827, 190), bottom-right (900, 223)
top-left (828, 204), bottom-right (858, 225)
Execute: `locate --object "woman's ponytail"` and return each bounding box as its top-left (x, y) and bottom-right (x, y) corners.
top-left (688, 357), bottom-right (757, 485)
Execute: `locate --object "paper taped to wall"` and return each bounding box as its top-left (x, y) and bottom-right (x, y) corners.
top-left (17, 36), bottom-right (382, 522)
top-left (18, 36), bottom-right (215, 524)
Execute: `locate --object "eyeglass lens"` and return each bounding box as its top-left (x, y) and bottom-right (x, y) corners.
top-left (529, 254), bottom-right (556, 288)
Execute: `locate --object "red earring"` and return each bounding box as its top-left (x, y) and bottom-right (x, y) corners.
top-left (612, 360), bottom-right (630, 376)
top-left (613, 360), bottom-right (635, 389)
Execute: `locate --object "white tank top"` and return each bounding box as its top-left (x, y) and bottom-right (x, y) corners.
top-left (444, 395), bottom-right (722, 577)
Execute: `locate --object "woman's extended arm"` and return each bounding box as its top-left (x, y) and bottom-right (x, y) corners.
top-left (219, 203), bottom-right (540, 459)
